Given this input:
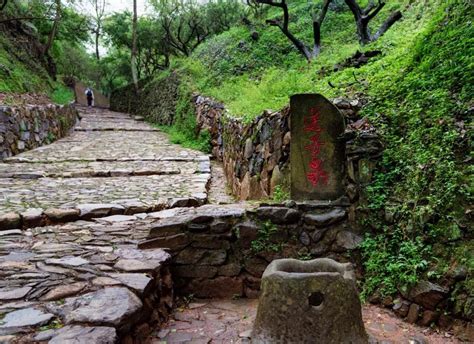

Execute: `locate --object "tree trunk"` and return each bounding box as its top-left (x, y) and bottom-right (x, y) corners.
top-left (95, 26), bottom-right (100, 60)
top-left (44, 0), bottom-right (61, 56)
top-left (0, 0), bottom-right (7, 11)
top-left (345, 0), bottom-right (402, 44)
top-left (131, 0), bottom-right (138, 92)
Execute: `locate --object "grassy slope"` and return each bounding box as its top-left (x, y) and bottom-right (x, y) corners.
top-left (167, 0), bottom-right (473, 304)
top-left (0, 26), bottom-right (74, 104)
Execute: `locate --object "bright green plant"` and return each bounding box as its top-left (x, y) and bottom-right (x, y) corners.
top-left (251, 220), bottom-right (282, 253)
top-left (272, 185), bottom-right (290, 202)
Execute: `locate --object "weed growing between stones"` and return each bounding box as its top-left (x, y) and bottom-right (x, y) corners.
top-left (271, 185), bottom-right (290, 202)
top-left (251, 221), bottom-right (282, 253)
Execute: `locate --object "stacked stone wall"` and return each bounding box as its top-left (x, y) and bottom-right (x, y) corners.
top-left (139, 202), bottom-right (361, 299)
top-left (110, 73), bottom-right (179, 125)
top-left (140, 203), bottom-right (473, 340)
top-left (0, 104), bottom-right (78, 160)
top-left (194, 96), bottom-right (384, 213)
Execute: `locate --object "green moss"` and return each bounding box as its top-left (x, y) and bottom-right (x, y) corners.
top-left (358, 0), bottom-right (473, 297)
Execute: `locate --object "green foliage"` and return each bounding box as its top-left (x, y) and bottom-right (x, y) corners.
top-left (49, 84), bottom-right (74, 104)
top-left (272, 185), bottom-right (290, 202)
top-left (358, 0), bottom-right (473, 297)
top-left (156, 80), bottom-right (212, 153)
top-left (251, 221), bottom-right (282, 253)
top-left (172, 0), bottom-right (472, 301)
top-left (360, 234), bottom-right (430, 298)
top-left (0, 0), bottom-right (96, 97)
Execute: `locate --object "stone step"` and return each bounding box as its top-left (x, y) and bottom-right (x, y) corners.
top-left (0, 218), bottom-right (174, 343)
top-left (0, 159), bottom-right (210, 179)
top-left (0, 195), bottom-right (209, 231)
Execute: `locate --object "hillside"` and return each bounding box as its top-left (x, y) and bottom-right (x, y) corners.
top-left (116, 0), bottom-right (473, 321)
top-left (0, 3), bottom-right (78, 104)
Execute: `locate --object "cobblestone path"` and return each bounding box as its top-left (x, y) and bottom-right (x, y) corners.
top-left (0, 106), bottom-right (224, 343)
top-left (0, 107), bottom-right (212, 227)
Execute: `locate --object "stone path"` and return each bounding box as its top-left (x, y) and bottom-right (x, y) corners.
top-left (0, 106), bottom-right (219, 342)
top-left (0, 213), bottom-right (174, 343)
top-left (151, 299), bottom-right (461, 344)
top-left (0, 107), bottom-right (211, 228)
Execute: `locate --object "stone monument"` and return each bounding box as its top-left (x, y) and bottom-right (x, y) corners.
top-left (290, 94), bottom-right (346, 200)
top-left (252, 258), bottom-right (368, 344)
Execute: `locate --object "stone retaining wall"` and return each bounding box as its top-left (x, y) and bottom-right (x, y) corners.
top-left (138, 203), bottom-right (362, 300)
top-left (194, 95), bottom-right (384, 206)
top-left (0, 220), bottom-right (174, 343)
top-left (110, 73), bottom-right (180, 125)
top-left (139, 203), bottom-right (473, 340)
top-left (0, 104), bottom-right (77, 160)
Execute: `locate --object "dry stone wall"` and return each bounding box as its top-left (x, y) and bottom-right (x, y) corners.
top-left (139, 203), bottom-right (473, 340)
top-left (138, 202), bottom-right (362, 300)
top-left (110, 73), bottom-right (180, 125)
top-left (0, 104), bottom-right (77, 160)
top-left (194, 95), bottom-right (384, 214)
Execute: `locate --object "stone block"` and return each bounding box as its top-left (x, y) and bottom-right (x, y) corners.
top-left (138, 233), bottom-right (189, 251)
top-left (236, 221), bottom-right (259, 249)
top-left (406, 303), bottom-right (421, 324)
top-left (252, 258), bottom-right (367, 343)
top-left (44, 208), bottom-right (80, 222)
top-left (304, 208), bottom-right (347, 227)
top-left (191, 234), bottom-right (231, 250)
top-left (183, 277), bottom-right (244, 298)
top-left (64, 287), bottom-right (142, 327)
top-left (0, 212), bottom-right (21, 230)
top-left (406, 280), bottom-right (448, 310)
top-left (173, 265), bottom-right (218, 279)
top-left (290, 94), bottom-right (346, 201)
top-left (255, 207), bottom-right (301, 224)
top-left (218, 263), bottom-right (242, 277)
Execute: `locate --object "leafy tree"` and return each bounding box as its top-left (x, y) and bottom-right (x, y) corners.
top-left (103, 12), bottom-right (170, 81)
top-left (150, 0), bottom-right (210, 57)
top-left (205, 0), bottom-right (244, 33)
top-left (149, 0), bottom-right (243, 57)
top-left (87, 0), bottom-right (107, 60)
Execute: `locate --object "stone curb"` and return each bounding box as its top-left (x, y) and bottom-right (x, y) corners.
top-left (0, 195), bottom-right (208, 231)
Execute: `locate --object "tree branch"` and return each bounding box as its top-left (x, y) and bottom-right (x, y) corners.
top-left (365, 1), bottom-right (385, 22)
top-left (372, 10), bottom-right (402, 41)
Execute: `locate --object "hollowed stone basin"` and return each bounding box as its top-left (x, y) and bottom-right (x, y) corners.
top-left (252, 258), bottom-right (368, 344)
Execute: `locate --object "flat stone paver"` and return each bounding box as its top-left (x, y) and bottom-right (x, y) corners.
top-left (0, 107), bottom-right (211, 223)
top-left (4, 131), bottom-right (202, 162)
top-left (151, 299), bottom-right (461, 344)
top-left (0, 174), bottom-right (209, 213)
top-left (0, 215), bottom-right (173, 342)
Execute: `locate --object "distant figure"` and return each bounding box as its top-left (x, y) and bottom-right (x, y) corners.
top-left (85, 87), bottom-right (94, 107)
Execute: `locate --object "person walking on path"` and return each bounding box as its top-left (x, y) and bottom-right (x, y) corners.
top-left (85, 87), bottom-right (94, 107)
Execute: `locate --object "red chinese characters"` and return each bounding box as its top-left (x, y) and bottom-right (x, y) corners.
top-left (304, 108), bottom-right (329, 186)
